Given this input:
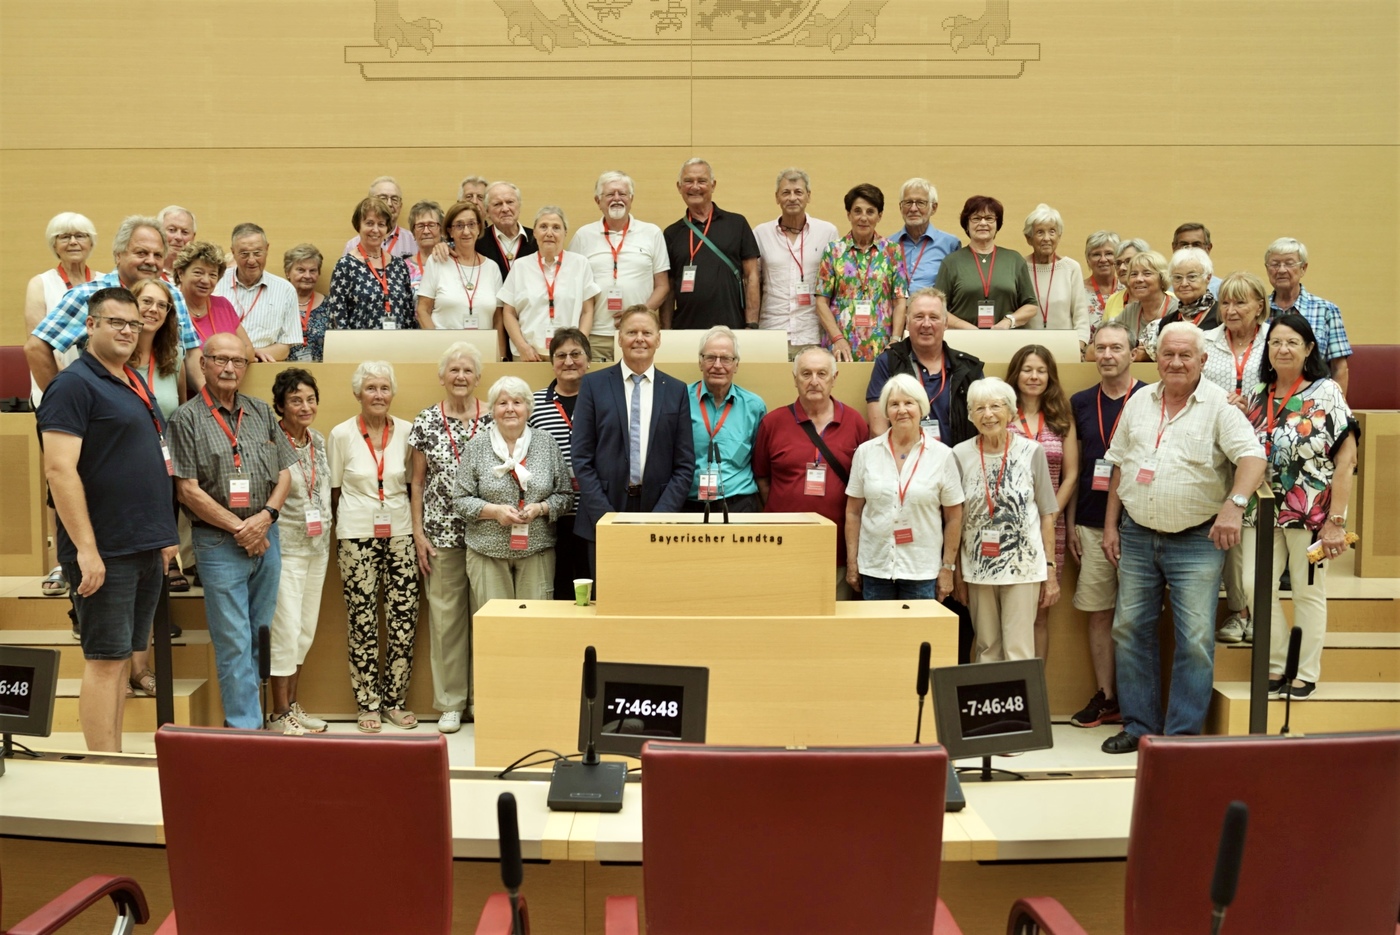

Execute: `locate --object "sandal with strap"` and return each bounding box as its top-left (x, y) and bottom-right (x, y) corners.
top-left (41, 566), bottom-right (69, 596)
top-left (357, 709), bottom-right (382, 734)
top-left (130, 669), bottom-right (158, 697)
top-left (167, 564), bottom-right (191, 592)
top-left (383, 707), bottom-right (418, 729)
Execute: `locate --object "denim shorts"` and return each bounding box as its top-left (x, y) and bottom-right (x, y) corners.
top-left (63, 550), bottom-right (164, 661)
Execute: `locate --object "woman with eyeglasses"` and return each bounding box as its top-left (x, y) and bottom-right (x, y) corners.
top-left (934, 195), bottom-right (1037, 332)
top-left (1021, 204), bottom-right (1090, 356)
top-left (311, 197), bottom-right (418, 361)
top-left (499, 206), bottom-right (598, 362)
top-left (403, 201), bottom-right (444, 289)
top-left (1081, 230), bottom-right (1121, 333)
top-left (1139, 247), bottom-right (1221, 357)
top-left (1241, 312), bottom-right (1358, 701)
top-left (175, 241), bottom-right (255, 368)
top-left (416, 201), bottom-right (504, 334)
top-left (283, 243), bottom-right (326, 362)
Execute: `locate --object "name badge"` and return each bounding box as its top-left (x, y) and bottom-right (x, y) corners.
top-left (977, 302), bottom-right (995, 329)
top-left (510, 523), bottom-right (530, 551)
top-left (381, 318), bottom-right (398, 331)
top-left (544, 333), bottom-right (553, 353)
top-left (680, 265), bottom-right (698, 293)
top-left (980, 529), bottom-right (1001, 558)
top-left (794, 280), bottom-right (813, 308)
top-left (161, 442), bottom-right (174, 476)
top-left (920, 417), bottom-right (941, 442)
top-left (373, 509), bottom-right (392, 538)
top-left (698, 472), bottom-right (719, 501)
top-left (1092, 459), bottom-right (1114, 492)
top-left (893, 526), bottom-right (914, 546)
top-left (304, 508), bottom-right (324, 537)
top-left (804, 462), bottom-right (827, 497)
top-left (462, 314), bottom-right (479, 330)
top-left (606, 285), bottom-right (624, 313)
top-left (228, 473), bottom-right (251, 509)
top-left (853, 301), bottom-right (873, 329)
top-left (1135, 456), bottom-right (1158, 485)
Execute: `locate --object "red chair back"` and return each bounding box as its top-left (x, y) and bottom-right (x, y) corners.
top-left (156, 726), bottom-right (453, 934)
top-left (0, 346), bottom-right (32, 401)
top-left (1345, 344), bottom-right (1400, 410)
top-left (1128, 731), bottom-right (1400, 934)
top-left (640, 743), bottom-right (948, 935)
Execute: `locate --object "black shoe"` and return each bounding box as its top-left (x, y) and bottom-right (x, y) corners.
top-left (1070, 690), bottom-right (1122, 728)
top-left (1101, 730), bottom-right (1140, 754)
top-left (1283, 681), bottom-right (1316, 700)
top-left (169, 621), bottom-right (183, 638)
top-left (1267, 677), bottom-right (1287, 697)
top-left (1279, 568), bottom-right (1292, 592)
top-left (185, 565), bottom-right (200, 588)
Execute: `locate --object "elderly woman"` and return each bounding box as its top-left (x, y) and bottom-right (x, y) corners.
top-left (265, 367), bottom-right (332, 734)
top-left (1006, 345), bottom-right (1078, 660)
top-left (817, 183), bottom-right (909, 363)
top-left (1141, 247), bottom-right (1219, 354)
top-left (283, 243), bottom-right (325, 362)
top-left (1119, 251), bottom-right (1179, 361)
top-left (952, 378), bottom-right (1060, 662)
top-left (1082, 230), bottom-right (1121, 330)
top-left (404, 200), bottom-right (444, 288)
top-left (935, 195), bottom-right (1037, 331)
top-left (416, 200), bottom-right (505, 333)
top-left (1242, 313), bottom-right (1358, 700)
top-left (844, 373), bottom-right (964, 600)
top-left (312, 197), bottom-right (418, 360)
top-left (452, 376), bottom-right (574, 603)
top-left (408, 342), bottom-right (492, 733)
top-left (1022, 204), bottom-right (1090, 352)
top-left (1099, 237), bottom-right (1150, 326)
top-left (175, 241), bottom-right (253, 363)
top-left (499, 206), bottom-right (598, 362)
top-left (328, 361), bottom-right (419, 734)
top-left (527, 328), bottom-right (592, 602)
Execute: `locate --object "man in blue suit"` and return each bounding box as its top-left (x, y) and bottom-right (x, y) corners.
top-left (572, 305), bottom-right (695, 575)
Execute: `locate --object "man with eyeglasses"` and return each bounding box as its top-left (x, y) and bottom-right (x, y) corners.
top-left (1264, 237), bottom-right (1352, 392)
top-left (682, 326), bottom-right (767, 513)
top-left (37, 287), bottom-right (180, 751)
top-left (213, 222), bottom-right (301, 363)
top-left (168, 332), bottom-right (297, 729)
top-left (1170, 223), bottom-right (1223, 296)
top-left (755, 168), bottom-right (840, 360)
top-left (344, 176), bottom-right (418, 260)
top-left (27, 215), bottom-right (201, 393)
top-left (889, 178), bottom-right (961, 295)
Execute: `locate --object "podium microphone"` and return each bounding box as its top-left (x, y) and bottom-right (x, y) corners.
top-left (1280, 625), bottom-right (1303, 736)
top-left (258, 625), bottom-right (271, 725)
top-left (1209, 800), bottom-right (1249, 935)
top-left (497, 792), bottom-right (526, 934)
top-left (711, 441), bottom-right (731, 525)
top-left (547, 645), bottom-right (627, 811)
top-left (913, 641), bottom-right (932, 744)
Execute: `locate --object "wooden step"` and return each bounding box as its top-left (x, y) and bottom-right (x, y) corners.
top-left (1214, 633), bottom-right (1400, 682)
top-left (50, 678), bottom-right (216, 732)
top-left (0, 588), bottom-right (210, 631)
top-left (0, 630), bottom-right (213, 679)
top-left (1207, 681), bottom-right (1400, 734)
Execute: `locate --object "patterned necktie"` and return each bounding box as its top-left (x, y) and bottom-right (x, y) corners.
top-left (629, 372), bottom-right (644, 485)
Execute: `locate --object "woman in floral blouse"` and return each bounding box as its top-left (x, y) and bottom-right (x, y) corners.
top-left (816, 183), bottom-right (907, 363)
top-left (308, 196), bottom-right (417, 360)
top-left (1241, 312), bottom-right (1357, 701)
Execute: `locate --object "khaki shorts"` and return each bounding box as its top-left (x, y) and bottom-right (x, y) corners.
top-left (1072, 525), bottom-right (1120, 613)
top-left (587, 334), bottom-right (616, 362)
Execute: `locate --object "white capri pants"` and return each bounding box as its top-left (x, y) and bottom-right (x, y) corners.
top-left (269, 539), bottom-right (330, 677)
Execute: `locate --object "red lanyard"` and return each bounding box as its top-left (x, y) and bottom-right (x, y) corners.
top-left (605, 220), bottom-right (630, 279)
top-left (494, 230), bottom-right (519, 270)
top-left (779, 220), bottom-right (806, 277)
top-left (454, 260), bottom-right (482, 313)
top-left (359, 415), bottom-right (390, 501)
top-left (439, 399), bottom-right (480, 464)
top-left (697, 386), bottom-right (733, 439)
top-left (122, 365), bottom-right (164, 439)
top-left (972, 248), bottom-right (998, 298)
top-left (384, 229), bottom-right (400, 256)
top-left (413, 251), bottom-right (423, 272)
top-left (1030, 255), bottom-right (1056, 325)
top-left (283, 425), bottom-right (316, 494)
top-left (852, 239), bottom-right (881, 298)
top-left (978, 436), bottom-right (1011, 517)
top-left (890, 432), bottom-right (926, 509)
top-left (1153, 394), bottom-right (1176, 450)
top-left (233, 282), bottom-right (264, 321)
top-left (1092, 277), bottom-right (1118, 313)
top-left (538, 252), bottom-right (562, 321)
top-left (1096, 384), bottom-right (1137, 448)
top-left (191, 307), bottom-right (217, 344)
top-left (57, 265), bottom-right (93, 290)
top-left (1231, 327), bottom-right (1259, 391)
top-left (1190, 306), bottom-right (1209, 326)
top-left (299, 295), bottom-right (318, 334)
top-left (906, 238), bottom-right (931, 281)
top-left (1017, 409), bottom-right (1043, 442)
top-left (200, 386), bottom-right (244, 469)
top-left (552, 390), bottom-right (573, 429)
top-left (357, 244), bottom-right (393, 317)
top-left (1265, 376), bottom-right (1307, 442)
top-left (687, 212), bottom-right (713, 265)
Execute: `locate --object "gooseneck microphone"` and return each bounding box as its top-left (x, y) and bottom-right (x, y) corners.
top-left (547, 645), bottom-right (627, 812)
top-left (497, 792), bottom-right (525, 934)
top-left (1209, 800), bottom-right (1249, 935)
top-left (582, 646), bottom-right (599, 765)
top-left (1280, 625), bottom-right (1303, 736)
top-left (914, 641), bottom-right (932, 744)
top-left (258, 625), bottom-right (271, 723)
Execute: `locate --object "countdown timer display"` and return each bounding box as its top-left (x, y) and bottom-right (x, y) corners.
top-left (0, 664), bottom-right (35, 718)
top-left (601, 681), bottom-right (685, 739)
top-left (955, 678), bottom-right (1033, 738)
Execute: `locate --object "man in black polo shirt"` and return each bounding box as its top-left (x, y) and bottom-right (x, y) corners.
top-left (37, 287), bottom-right (178, 752)
top-left (663, 158), bottom-right (760, 332)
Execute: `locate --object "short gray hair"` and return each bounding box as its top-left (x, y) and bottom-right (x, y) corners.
top-left (486, 181), bottom-right (522, 207)
top-left (487, 375), bottom-right (534, 416)
top-left (410, 200), bottom-right (444, 225)
top-left (1157, 321), bottom-right (1207, 355)
top-left (900, 177), bottom-right (939, 204)
top-left (1084, 230), bottom-right (1120, 255)
top-left (698, 325), bottom-right (739, 361)
top-left (906, 286), bottom-right (948, 313)
top-left (459, 175), bottom-right (488, 197)
top-left (966, 377), bottom-right (1017, 416)
top-left (1093, 319), bottom-right (1132, 345)
top-left (1265, 237), bottom-right (1308, 266)
top-left (1116, 238), bottom-right (1151, 258)
top-left (438, 341), bottom-right (483, 378)
top-left (1022, 203), bottom-right (1064, 238)
top-left (45, 212), bottom-right (97, 254)
top-left (112, 215), bottom-right (166, 256)
top-left (282, 243), bottom-right (324, 275)
top-left (678, 157), bottom-right (714, 182)
top-left (368, 175), bottom-right (401, 196)
top-left (351, 360), bottom-right (398, 397)
top-left (158, 205), bottom-right (197, 230)
top-left (879, 373), bottom-right (930, 419)
top-left (792, 345), bottom-right (837, 376)
top-left (594, 171), bottom-right (635, 199)
top-left (230, 222), bottom-right (267, 244)
top-left (1169, 246), bottom-right (1214, 279)
top-left (533, 205), bottom-right (568, 230)
top-left (774, 167), bottom-right (810, 192)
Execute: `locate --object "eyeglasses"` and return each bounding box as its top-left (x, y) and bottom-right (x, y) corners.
top-left (553, 349), bottom-right (587, 362)
top-left (99, 317), bottom-right (143, 333)
top-left (899, 199), bottom-right (931, 210)
top-left (379, 195), bottom-right (403, 205)
top-left (137, 298), bottom-right (171, 312)
top-left (413, 222), bottom-right (441, 233)
top-left (969, 214), bottom-right (998, 224)
top-left (701, 354), bottom-right (737, 367)
top-left (1267, 339), bottom-right (1307, 350)
top-left (209, 355), bottom-right (250, 370)
top-left (1170, 273), bottom-right (1205, 285)
top-left (1266, 260), bottom-right (1301, 271)
top-left (450, 221), bottom-right (478, 232)
top-left (55, 232), bottom-right (91, 242)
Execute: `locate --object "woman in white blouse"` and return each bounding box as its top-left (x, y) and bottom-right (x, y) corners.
top-left (416, 201), bottom-right (503, 335)
top-left (499, 205), bottom-right (599, 362)
top-left (844, 373), bottom-right (964, 601)
top-left (328, 360), bottom-right (419, 734)
top-left (1022, 204), bottom-right (1090, 356)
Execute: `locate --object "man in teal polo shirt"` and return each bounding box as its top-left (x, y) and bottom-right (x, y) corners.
top-left (683, 326), bottom-right (768, 513)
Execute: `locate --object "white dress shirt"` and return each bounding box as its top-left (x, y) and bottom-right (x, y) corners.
top-left (755, 215), bottom-right (841, 345)
top-left (214, 269), bottom-right (302, 348)
top-left (621, 363), bottom-right (656, 473)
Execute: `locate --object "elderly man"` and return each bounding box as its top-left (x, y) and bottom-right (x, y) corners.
top-left (572, 306), bottom-right (694, 575)
top-left (212, 223), bottom-right (301, 363)
top-left (345, 176), bottom-right (417, 259)
top-left (1265, 238), bottom-right (1351, 392)
top-left (169, 333), bottom-right (296, 730)
top-left (38, 287), bottom-right (179, 751)
top-left (568, 171), bottom-right (670, 362)
top-left (864, 288), bottom-right (983, 444)
top-left (27, 215), bottom-right (200, 392)
top-left (158, 206), bottom-right (197, 280)
top-left (458, 175), bottom-right (488, 210)
top-left (1170, 223), bottom-right (1223, 295)
top-left (889, 178), bottom-right (961, 294)
top-left (663, 158), bottom-right (761, 332)
top-left (1099, 322), bottom-right (1265, 753)
top-left (683, 326), bottom-right (767, 513)
top-left (476, 181), bottom-right (538, 279)
top-left (754, 168), bottom-right (840, 359)
top-left (753, 346), bottom-right (869, 599)
top-left (1065, 321), bottom-right (1145, 729)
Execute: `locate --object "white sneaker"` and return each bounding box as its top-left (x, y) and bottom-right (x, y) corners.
top-left (1242, 618), bottom-right (1254, 644)
top-left (289, 702), bottom-right (328, 733)
top-left (1216, 613), bottom-right (1247, 644)
top-left (438, 710), bottom-right (462, 734)
top-left (268, 711), bottom-right (308, 736)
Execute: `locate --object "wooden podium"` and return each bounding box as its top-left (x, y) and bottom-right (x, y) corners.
top-left (473, 512), bottom-right (960, 767)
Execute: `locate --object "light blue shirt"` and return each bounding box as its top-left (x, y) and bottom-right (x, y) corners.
top-left (686, 380), bottom-right (767, 500)
top-left (889, 226), bottom-right (961, 294)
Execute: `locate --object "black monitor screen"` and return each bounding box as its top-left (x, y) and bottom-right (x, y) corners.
top-left (955, 678), bottom-right (1032, 738)
top-left (0, 664), bottom-right (37, 718)
top-left (580, 661), bottom-right (709, 757)
top-left (601, 681), bottom-right (685, 739)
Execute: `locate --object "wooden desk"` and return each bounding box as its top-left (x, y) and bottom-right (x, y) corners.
top-left (1354, 411), bottom-right (1400, 577)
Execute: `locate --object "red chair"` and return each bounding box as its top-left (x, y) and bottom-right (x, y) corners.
top-left (1345, 344), bottom-right (1400, 410)
top-left (605, 743), bottom-right (963, 935)
top-left (0, 346), bottom-right (33, 409)
top-left (1, 874), bottom-right (148, 935)
top-left (1007, 731), bottom-right (1400, 934)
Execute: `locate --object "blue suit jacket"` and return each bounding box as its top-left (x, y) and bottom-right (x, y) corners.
top-left (571, 363), bottom-right (695, 541)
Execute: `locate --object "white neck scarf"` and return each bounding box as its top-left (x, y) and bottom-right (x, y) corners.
top-left (490, 423), bottom-right (533, 489)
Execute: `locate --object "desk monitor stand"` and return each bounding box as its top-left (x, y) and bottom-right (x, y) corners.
top-left (961, 755), bottom-right (1025, 783)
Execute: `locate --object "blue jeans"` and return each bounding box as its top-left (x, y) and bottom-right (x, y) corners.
top-left (193, 524), bottom-right (282, 730)
top-left (1112, 515), bottom-right (1224, 738)
top-left (861, 576), bottom-right (939, 601)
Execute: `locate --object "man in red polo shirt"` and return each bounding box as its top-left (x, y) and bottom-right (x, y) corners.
top-left (753, 346), bottom-right (869, 600)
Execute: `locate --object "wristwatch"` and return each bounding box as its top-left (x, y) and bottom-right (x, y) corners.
top-left (1046, 560), bottom-right (1057, 567)
top-left (1328, 514), bottom-right (1346, 527)
top-left (263, 506), bottom-right (280, 523)
top-left (745, 322), bottom-right (759, 330)
top-left (941, 562), bottom-right (957, 572)
top-left (1227, 494), bottom-right (1249, 509)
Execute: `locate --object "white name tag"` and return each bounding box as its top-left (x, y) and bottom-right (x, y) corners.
top-left (228, 474), bottom-right (250, 509)
top-left (920, 417), bottom-right (941, 442)
top-left (680, 265), bottom-right (697, 293)
top-left (977, 302), bottom-right (995, 329)
top-left (381, 318), bottom-right (398, 331)
top-left (794, 280), bottom-right (813, 308)
top-left (373, 509), bottom-right (392, 537)
top-left (804, 463), bottom-right (826, 497)
top-left (606, 285), bottom-right (624, 313)
top-left (510, 523), bottom-right (530, 550)
top-left (853, 301), bottom-right (873, 329)
top-left (980, 528), bottom-right (1001, 558)
top-left (161, 443), bottom-right (173, 476)
top-left (304, 508), bottom-right (324, 537)
top-left (1135, 456), bottom-right (1158, 485)
top-left (698, 472), bottom-right (719, 501)
top-left (1092, 459), bottom-right (1113, 492)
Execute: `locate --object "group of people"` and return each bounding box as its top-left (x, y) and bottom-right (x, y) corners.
top-left (25, 163), bottom-right (1359, 755)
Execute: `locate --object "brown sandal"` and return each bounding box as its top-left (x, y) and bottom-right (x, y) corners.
top-left (357, 709), bottom-right (382, 733)
top-left (383, 707), bottom-right (418, 729)
top-left (130, 669), bottom-right (157, 696)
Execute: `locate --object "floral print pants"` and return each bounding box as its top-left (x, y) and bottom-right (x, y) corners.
top-left (337, 535), bottom-right (420, 712)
